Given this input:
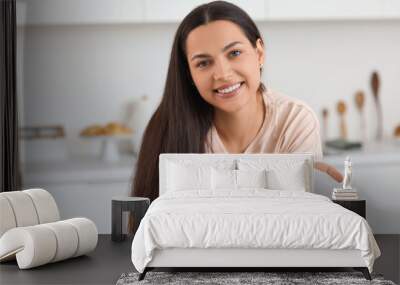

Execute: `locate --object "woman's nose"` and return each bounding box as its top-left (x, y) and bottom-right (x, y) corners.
top-left (212, 59), bottom-right (232, 81)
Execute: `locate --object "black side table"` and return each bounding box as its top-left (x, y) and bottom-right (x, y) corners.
top-left (333, 199), bottom-right (366, 219)
top-left (112, 196), bottom-right (150, 242)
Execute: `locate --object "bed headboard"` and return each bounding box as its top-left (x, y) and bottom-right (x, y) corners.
top-left (159, 153), bottom-right (314, 195)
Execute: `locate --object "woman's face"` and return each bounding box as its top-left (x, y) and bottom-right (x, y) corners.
top-left (186, 20), bottom-right (264, 114)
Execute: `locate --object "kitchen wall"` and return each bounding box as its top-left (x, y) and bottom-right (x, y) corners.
top-left (18, 20), bottom-right (400, 160)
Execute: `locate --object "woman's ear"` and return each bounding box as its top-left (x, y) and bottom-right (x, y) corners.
top-left (255, 38), bottom-right (265, 67)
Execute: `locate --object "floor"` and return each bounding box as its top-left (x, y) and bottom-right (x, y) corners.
top-left (0, 235), bottom-right (398, 285)
top-left (0, 235), bottom-right (133, 285)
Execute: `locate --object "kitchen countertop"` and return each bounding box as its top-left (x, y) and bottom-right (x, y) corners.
top-left (22, 140), bottom-right (400, 185)
top-left (323, 140), bottom-right (400, 165)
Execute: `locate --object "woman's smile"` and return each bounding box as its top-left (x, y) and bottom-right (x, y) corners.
top-left (214, 81), bottom-right (244, 99)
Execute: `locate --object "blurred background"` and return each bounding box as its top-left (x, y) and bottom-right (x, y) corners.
top-left (15, 1), bottom-right (400, 236)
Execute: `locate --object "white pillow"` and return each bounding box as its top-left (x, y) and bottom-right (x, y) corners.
top-left (236, 169), bottom-right (268, 188)
top-left (212, 168), bottom-right (268, 190)
top-left (238, 159), bottom-right (309, 191)
top-left (166, 162), bottom-right (211, 191)
top-left (211, 168), bottom-right (236, 190)
top-left (267, 164), bottom-right (307, 191)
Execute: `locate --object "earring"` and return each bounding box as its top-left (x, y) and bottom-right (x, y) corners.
top-left (260, 63), bottom-right (263, 69)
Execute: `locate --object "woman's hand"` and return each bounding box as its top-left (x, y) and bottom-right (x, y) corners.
top-left (314, 161), bottom-right (343, 183)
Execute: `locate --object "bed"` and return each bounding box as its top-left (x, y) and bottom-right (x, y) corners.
top-left (131, 153), bottom-right (380, 280)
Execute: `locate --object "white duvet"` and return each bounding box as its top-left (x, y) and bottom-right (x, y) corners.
top-left (131, 190), bottom-right (380, 273)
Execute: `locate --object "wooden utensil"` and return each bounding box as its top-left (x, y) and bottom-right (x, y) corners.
top-left (321, 108), bottom-right (329, 144)
top-left (354, 90), bottom-right (366, 143)
top-left (336, 100), bottom-right (347, 140)
top-left (371, 71), bottom-right (383, 141)
top-left (394, 124), bottom-right (400, 138)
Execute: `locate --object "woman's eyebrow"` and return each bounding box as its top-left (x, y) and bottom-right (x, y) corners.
top-left (190, 41), bottom-right (243, 61)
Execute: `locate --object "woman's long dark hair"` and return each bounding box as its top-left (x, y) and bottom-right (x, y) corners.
top-left (131, 1), bottom-right (265, 201)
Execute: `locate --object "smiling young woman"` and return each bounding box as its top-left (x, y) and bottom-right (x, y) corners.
top-left (130, 1), bottom-right (342, 202)
top-left (187, 20), bottom-right (265, 154)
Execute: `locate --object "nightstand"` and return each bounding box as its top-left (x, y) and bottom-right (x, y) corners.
top-left (333, 199), bottom-right (366, 219)
top-left (111, 196), bottom-right (150, 242)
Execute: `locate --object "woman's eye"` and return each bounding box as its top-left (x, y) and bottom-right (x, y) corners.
top-left (196, 60), bottom-right (209, 68)
top-left (229, 50), bottom-right (241, 57)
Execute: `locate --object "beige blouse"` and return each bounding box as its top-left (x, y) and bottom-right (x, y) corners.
top-left (205, 88), bottom-right (323, 160)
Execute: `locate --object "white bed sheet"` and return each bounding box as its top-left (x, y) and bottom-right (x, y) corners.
top-left (131, 189), bottom-right (380, 273)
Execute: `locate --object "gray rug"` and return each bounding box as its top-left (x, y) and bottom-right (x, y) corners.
top-left (116, 271), bottom-right (396, 285)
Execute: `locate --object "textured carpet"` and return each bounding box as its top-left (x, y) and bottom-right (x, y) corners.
top-left (116, 271), bottom-right (396, 285)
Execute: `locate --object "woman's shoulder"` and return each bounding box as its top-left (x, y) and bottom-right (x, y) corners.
top-left (264, 88), bottom-right (319, 124)
top-left (264, 88), bottom-right (314, 113)
top-left (263, 88), bottom-right (322, 159)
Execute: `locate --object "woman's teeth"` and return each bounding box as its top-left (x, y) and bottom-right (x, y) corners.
top-left (217, 83), bottom-right (241, 94)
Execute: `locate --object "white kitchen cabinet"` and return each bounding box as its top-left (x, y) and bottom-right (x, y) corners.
top-left (267, 0), bottom-right (383, 20)
top-left (17, 0), bottom-right (144, 26)
top-left (143, 0), bottom-right (399, 22)
top-left (314, 142), bottom-right (400, 234)
top-left (228, 0), bottom-right (268, 21)
top-left (22, 143), bottom-right (400, 234)
top-left (16, 0), bottom-right (400, 26)
top-left (23, 156), bottom-right (136, 234)
top-left (40, 181), bottom-right (131, 234)
top-left (143, 0), bottom-right (209, 23)
top-left (143, 0), bottom-right (266, 22)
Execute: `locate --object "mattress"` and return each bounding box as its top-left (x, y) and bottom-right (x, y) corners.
top-left (131, 189), bottom-right (380, 273)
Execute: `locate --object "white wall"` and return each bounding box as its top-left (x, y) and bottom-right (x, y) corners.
top-left (18, 20), bottom-right (400, 159)
top-left (262, 20), bottom-right (400, 144)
